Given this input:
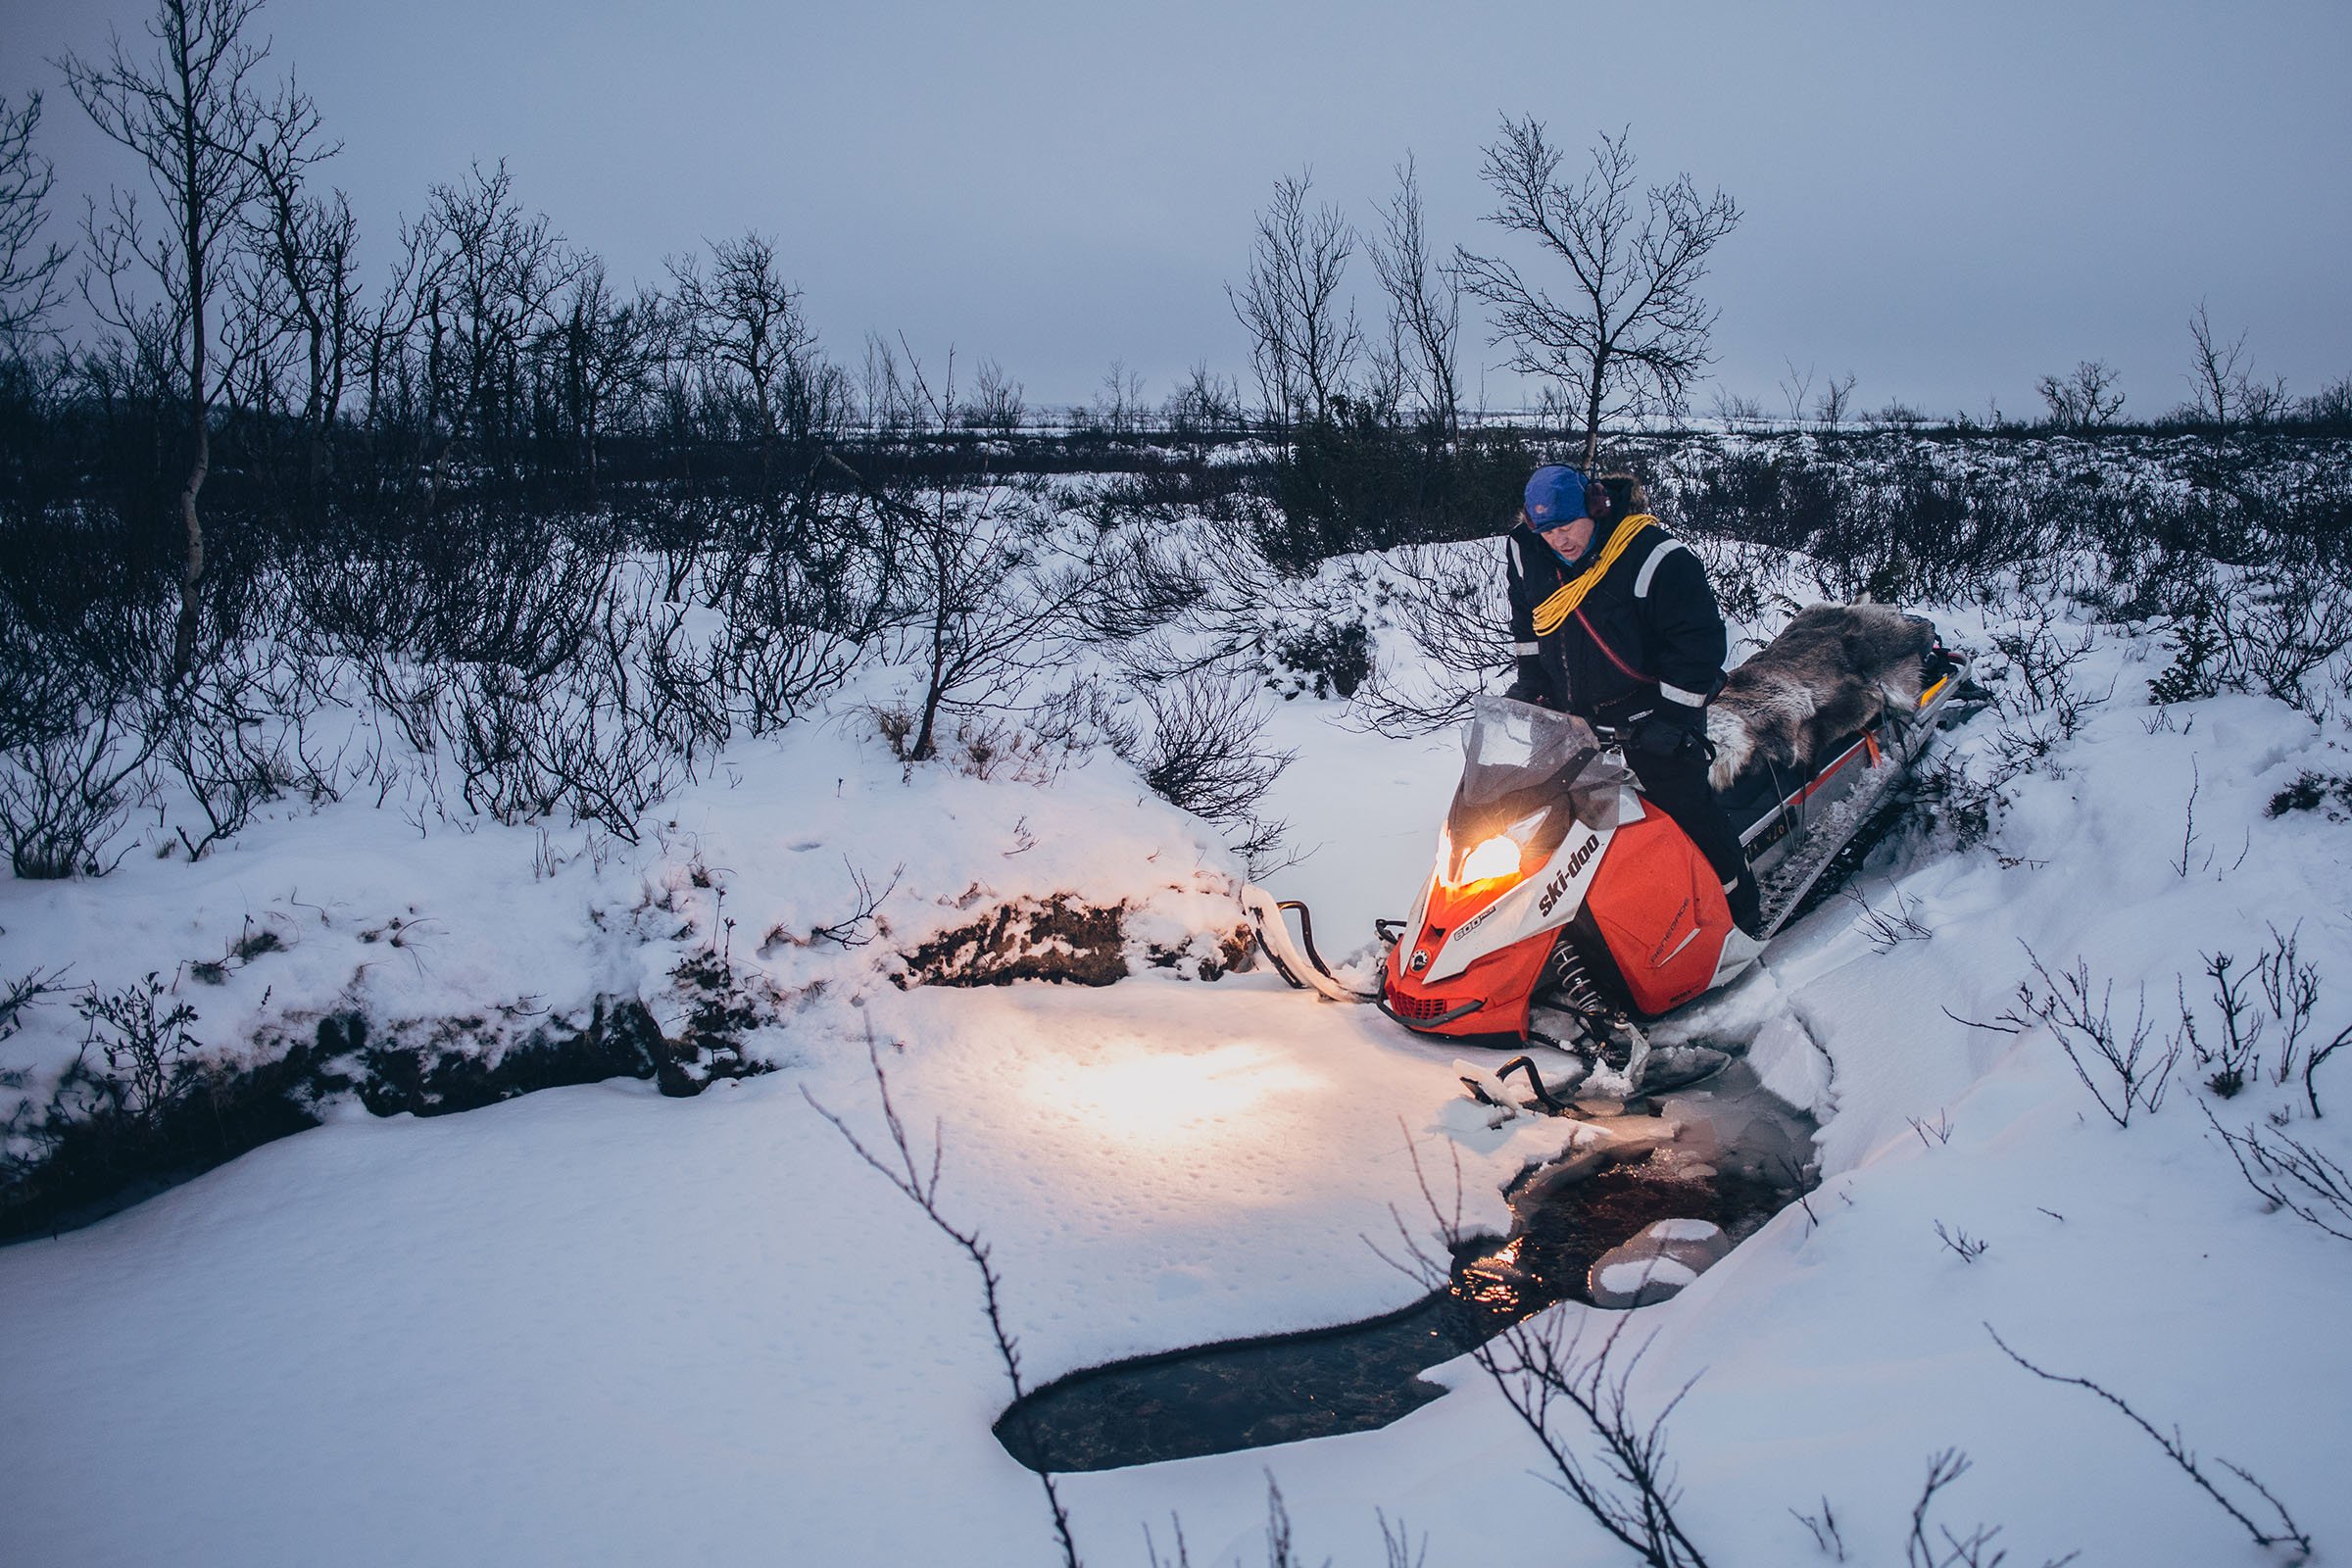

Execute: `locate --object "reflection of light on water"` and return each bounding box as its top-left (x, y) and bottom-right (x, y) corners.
top-left (1458, 1238), bottom-right (1528, 1312)
top-left (1024, 1040), bottom-right (1324, 1148)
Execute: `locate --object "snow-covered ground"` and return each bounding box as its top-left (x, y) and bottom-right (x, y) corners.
top-left (5, 533), bottom-right (2351, 1566)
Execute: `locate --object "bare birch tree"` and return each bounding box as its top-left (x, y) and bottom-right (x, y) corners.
top-left (1368, 152), bottom-right (1461, 441)
top-left (2037, 360), bottom-right (2125, 429)
top-left (412, 162), bottom-right (577, 486)
top-left (2184, 301), bottom-right (2285, 426)
top-left (235, 73), bottom-right (354, 499)
top-left (0, 92), bottom-right (72, 344)
top-left (668, 229), bottom-right (819, 478)
top-left (1228, 170), bottom-right (1360, 437)
top-left (63, 0), bottom-right (270, 674)
top-left (549, 260), bottom-right (658, 501)
top-left (1454, 121), bottom-right (1739, 468)
top-left (2186, 301), bottom-right (2247, 426)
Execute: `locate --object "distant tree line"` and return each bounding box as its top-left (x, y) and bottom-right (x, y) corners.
top-left (2, 0), bottom-right (2347, 609)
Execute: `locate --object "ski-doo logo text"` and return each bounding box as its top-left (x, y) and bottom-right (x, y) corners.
top-left (1563, 831), bottom-right (1601, 879)
top-left (1537, 870), bottom-right (1570, 917)
top-left (1539, 832), bottom-right (1602, 917)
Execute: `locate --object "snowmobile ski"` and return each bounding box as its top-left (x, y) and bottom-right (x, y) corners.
top-left (1241, 885), bottom-right (1379, 1004)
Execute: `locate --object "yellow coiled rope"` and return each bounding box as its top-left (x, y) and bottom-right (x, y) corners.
top-left (1530, 514), bottom-right (1657, 637)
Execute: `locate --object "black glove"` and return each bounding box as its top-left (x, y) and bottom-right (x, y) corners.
top-left (1502, 656), bottom-right (1552, 709)
top-left (1630, 703), bottom-right (1708, 760)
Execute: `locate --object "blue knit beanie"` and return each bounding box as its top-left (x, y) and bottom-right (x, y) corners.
top-left (1523, 465), bottom-right (1589, 528)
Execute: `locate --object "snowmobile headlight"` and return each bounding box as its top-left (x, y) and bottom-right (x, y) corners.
top-left (1440, 808), bottom-right (1548, 889)
top-left (1457, 834), bottom-right (1522, 884)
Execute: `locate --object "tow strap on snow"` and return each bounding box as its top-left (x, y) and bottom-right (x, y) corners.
top-left (1530, 514), bottom-right (1657, 637)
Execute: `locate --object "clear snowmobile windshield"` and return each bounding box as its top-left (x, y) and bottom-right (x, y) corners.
top-left (1442, 697), bottom-right (1633, 881)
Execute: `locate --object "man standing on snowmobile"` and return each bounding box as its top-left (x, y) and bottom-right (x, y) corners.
top-left (1501, 465), bottom-right (1764, 936)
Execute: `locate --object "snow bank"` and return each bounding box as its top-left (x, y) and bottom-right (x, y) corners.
top-left (5, 528), bottom-right (2352, 1567)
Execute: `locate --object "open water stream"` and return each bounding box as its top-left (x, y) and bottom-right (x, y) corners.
top-left (995, 1061), bottom-right (1818, 1473)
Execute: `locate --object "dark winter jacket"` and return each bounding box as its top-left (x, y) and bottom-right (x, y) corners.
top-left (1503, 514), bottom-right (1730, 727)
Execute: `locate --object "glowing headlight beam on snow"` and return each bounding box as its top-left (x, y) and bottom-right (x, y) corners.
top-left (1022, 1040), bottom-right (1324, 1147)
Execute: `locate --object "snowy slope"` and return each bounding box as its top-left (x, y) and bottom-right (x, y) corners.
top-left (5, 563), bottom-right (2351, 1567)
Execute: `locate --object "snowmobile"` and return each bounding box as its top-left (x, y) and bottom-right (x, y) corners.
top-left (1244, 626), bottom-right (1980, 1114)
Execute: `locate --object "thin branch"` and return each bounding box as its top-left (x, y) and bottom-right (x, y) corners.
top-left (1986, 1324), bottom-right (2309, 1559)
top-left (805, 1040), bottom-right (1082, 1568)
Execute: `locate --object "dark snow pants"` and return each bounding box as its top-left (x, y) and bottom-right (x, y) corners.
top-left (1626, 746), bottom-right (1763, 936)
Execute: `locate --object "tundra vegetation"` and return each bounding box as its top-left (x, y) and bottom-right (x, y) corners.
top-left (3, 4), bottom-right (2351, 1563)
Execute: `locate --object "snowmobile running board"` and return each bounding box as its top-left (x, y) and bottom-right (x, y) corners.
top-left (1749, 652), bottom-right (1983, 938)
top-left (1240, 886), bottom-right (1379, 1004)
top-left (1751, 742), bottom-right (1914, 937)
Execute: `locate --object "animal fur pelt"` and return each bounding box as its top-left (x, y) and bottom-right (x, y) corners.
top-left (1703, 604), bottom-right (1935, 791)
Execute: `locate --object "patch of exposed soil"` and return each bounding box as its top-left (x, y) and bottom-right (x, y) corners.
top-left (899, 896), bottom-right (1252, 987)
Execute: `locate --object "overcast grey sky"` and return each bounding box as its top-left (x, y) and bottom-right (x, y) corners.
top-left (6, 0), bottom-right (2347, 417)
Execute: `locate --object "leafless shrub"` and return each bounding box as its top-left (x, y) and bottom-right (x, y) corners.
top-left (1970, 946), bottom-right (2176, 1127)
top-left (1027, 676), bottom-right (1141, 764)
top-left (1349, 540), bottom-right (1511, 737)
top-left (1988, 1324), bottom-right (2308, 1561)
top-left (1142, 1477), bottom-right (1422, 1568)
top-left (2168, 759), bottom-right (2210, 879)
top-left (1086, 359), bottom-right (1149, 440)
top-left (876, 443), bottom-right (1106, 764)
top-left (1791, 1495), bottom-right (1846, 1560)
top-left (1903, 1448), bottom-right (2076, 1568)
top-left (2308, 1026), bottom-right (2349, 1119)
top-left (1847, 883), bottom-right (1932, 953)
top-left (2214, 576), bottom-right (2352, 713)
top-left (2130, 551), bottom-right (2351, 715)
top-left (695, 495), bottom-right (892, 736)
top-left (0, 688), bottom-right (154, 878)
top-left (1376, 1509), bottom-right (1428, 1568)
top-left (438, 578), bottom-right (713, 842)
top-left (804, 859), bottom-right (902, 950)
top-left (1709, 387), bottom-right (1768, 427)
top-left (2253, 929), bottom-right (2324, 1089)
top-left (2176, 928), bottom-right (2325, 1100)
top-left (1086, 525), bottom-right (1297, 690)
top-left (1911, 753), bottom-right (2001, 852)
top-left (2183, 301), bottom-right (2286, 429)
top-left (0, 965), bottom-right (72, 1044)
top-left (1933, 1220), bottom-right (1988, 1263)
top-left (1990, 605), bottom-right (2099, 718)
top-left (2204, 1106), bottom-right (2352, 1245)
top-left (1814, 372), bottom-right (1859, 424)
top-left (956, 357), bottom-right (1025, 435)
top-left (1475, 1310), bottom-right (1713, 1566)
top-left (1160, 360), bottom-right (1246, 443)
top-left (1680, 532), bottom-right (1804, 624)
top-left (1258, 1477), bottom-right (1312, 1568)
top-left (1072, 529), bottom-right (1213, 647)
top-left (805, 1042), bottom-right (1082, 1568)
top-left (61, 971), bottom-right (204, 1133)
top-left (1134, 666), bottom-right (1294, 832)
top-left (155, 634), bottom-right (337, 859)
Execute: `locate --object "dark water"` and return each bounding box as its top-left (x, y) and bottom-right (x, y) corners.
top-left (994, 1062), bottom-right (1817, 1473)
